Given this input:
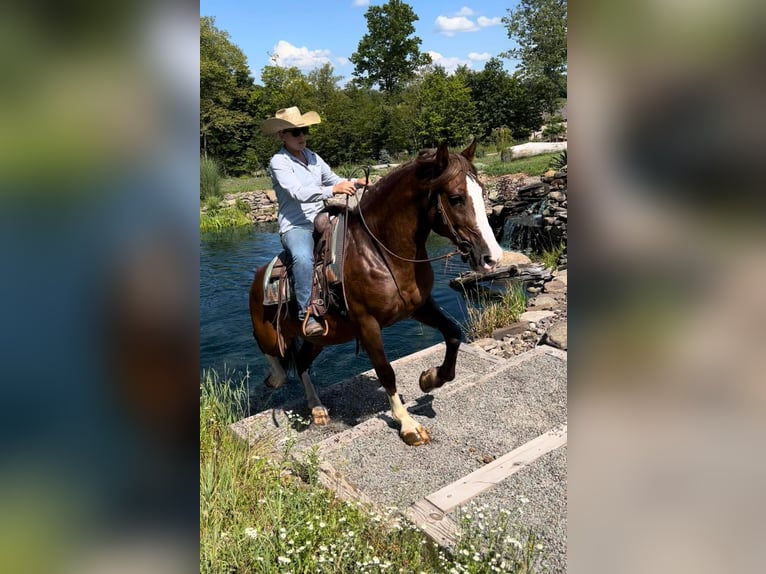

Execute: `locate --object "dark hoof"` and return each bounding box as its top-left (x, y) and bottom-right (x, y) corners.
top-left (419, 368), bottom-right (441, 393)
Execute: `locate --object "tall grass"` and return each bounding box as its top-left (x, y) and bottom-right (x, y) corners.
top-left (200, 370), bottom-right (544, 573)
top-left (201, 155), bottom-right (222, 200)
top-left (463, 284), bottom-right (528, 341)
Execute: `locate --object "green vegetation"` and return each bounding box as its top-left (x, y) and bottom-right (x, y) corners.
top-left (200, 0), bottom-right (567, 174)
top-left (200, 370), bottom-right (543, 573)
top-left (536, 243), bottom-right (566, 270)
top-left (200, 202), bottom-right (251, 232)
top-left (220, 175), bottom-right (273, 194)
top-left (463, 284), bottom-right (528, 341)
top-left (200, 155), bottom-right (222, 201)
top-left (479, 152), bottom-right (560, 177)
top-left (502, 0), bottom-right (568, 114)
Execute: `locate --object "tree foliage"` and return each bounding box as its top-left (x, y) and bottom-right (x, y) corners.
top-left (350, 0), bottom-right (431, 94)
top-left (200, 16), bottom-right (255, 174)
top-left (502, 0), bottom-right (567, 114)
top-left (199, 2), bottom-right (567, 175)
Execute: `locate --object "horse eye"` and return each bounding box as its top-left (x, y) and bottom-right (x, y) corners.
top-left (448, 195), bottom-right (465, 206)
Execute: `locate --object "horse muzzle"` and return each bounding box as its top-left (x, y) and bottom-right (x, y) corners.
top-left (460, 241), bottom-right (499, 273)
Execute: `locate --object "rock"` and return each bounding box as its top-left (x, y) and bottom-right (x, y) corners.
top-left (520, 310), bottom-right (556, 323)
top-left (491, 322), bottom-right (529, 340)
top-left (529, 295), bottom-right (557, 309)
top-left (549, 191), bottom-right (566, 202)
top-left (540, 322), bottom-right (567, 350)
top-left (500, 250), bottom-right (531, 265)
top-left (543, 279), bottom-right (567, 293)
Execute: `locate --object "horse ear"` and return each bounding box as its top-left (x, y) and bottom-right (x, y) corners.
top-left (461, 138), bottom-right (477, 162)
top-left (436, 141), bottom-right (450, 172)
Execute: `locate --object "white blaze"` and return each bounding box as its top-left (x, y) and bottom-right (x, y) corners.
top-left (467, 175), bottom-right (503, 271)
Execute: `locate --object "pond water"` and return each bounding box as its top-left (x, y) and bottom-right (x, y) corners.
top-left (200, 223), bottom-right (476, 409)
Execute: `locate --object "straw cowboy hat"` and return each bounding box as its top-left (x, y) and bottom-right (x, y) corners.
top-left (261, 106), bottom-right (321, 134)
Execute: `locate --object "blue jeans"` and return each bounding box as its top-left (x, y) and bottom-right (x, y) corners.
top-left (280, 227), bottom-right (315, 320)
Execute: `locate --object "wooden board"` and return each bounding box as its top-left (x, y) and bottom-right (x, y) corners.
top-left (425, 424), bottom-right (567, 513)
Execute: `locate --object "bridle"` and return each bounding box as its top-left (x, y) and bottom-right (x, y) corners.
top-left (352, 166), bottom-right (473, 265)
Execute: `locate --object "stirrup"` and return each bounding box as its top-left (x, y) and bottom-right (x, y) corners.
top-left (302, 314), bottom-right (329, 337)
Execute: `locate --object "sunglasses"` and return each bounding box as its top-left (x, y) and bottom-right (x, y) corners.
top-left (282, 127), bottom-right (309, 137)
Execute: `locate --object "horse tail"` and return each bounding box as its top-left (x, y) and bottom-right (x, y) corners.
top-left (279, 339), bottom-right (299, 375)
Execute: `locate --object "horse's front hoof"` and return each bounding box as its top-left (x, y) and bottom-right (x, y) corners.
top-left (400, 425), bottom-right (431, 446)
top-left (311, 405), bottom-right (330, 425)
top-left (419, 368), bottom-right (441, 393)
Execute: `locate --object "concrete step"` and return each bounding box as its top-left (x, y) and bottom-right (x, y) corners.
top-left (230, 342), bottom-right (505, 453)
top-left (230, 342), bottom-right (567, 569)
top-left (319, 347), bottom-right (567, 511)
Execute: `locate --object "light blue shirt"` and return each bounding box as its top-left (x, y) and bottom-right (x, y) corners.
top-left (268, 147), bottom-right (345, 234)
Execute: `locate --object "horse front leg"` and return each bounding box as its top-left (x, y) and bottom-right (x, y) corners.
top-left (296, 341), bottom-right (329, 425)
top-left (411, 297), bottom-right (462, 393)
top-left (358, 317), bottom-right (430, 446)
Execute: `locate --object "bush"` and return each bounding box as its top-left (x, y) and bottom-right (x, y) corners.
top-left (200, 155), bottom-right (222, 201)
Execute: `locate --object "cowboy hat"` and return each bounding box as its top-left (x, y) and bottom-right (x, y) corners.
top-left (261, 106), bottom-right (321, 134)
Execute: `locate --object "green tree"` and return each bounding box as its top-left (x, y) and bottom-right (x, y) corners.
top-left (502, 0), bottom-right (567, 114)
top-left (403, 66), bottom-right (477, 149)
top-left (350, 0), bottom-right (431, 94)
top-left (200, 16), bottom-right (255, 174)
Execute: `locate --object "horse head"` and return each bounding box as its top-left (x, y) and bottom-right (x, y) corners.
top-left (422, 141), bottom-right (503, 273)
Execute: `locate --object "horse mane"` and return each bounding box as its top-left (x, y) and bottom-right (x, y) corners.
top-left (359, 146), bottom-right (477, 210)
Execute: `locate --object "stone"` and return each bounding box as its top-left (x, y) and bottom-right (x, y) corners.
top-left (529, 295), bottom-right (557, 309)
top-left (500, 250), bottom-right (531, 265)
top-left (520, 310), bottom-right (556, 323)
top-left (491, 322), bottom-right (529, 340)
top-left (543, 279), bottom-right (567, 293)
top-left (541, 322), bottom-right (567, 350)
top-left (548, 191), bottom-right (566, 202)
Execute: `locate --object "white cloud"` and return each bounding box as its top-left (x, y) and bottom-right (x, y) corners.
top-left (457, 6), bottom-right (474, 16)
top-left (468, 52), bottom-right (492, 62)
top-left (428, 51), bottom-right (471, 74)
top-left (477, 16), bottom-right (502, 28)
top-left (353, 0), bottom-right (370, 6)
top-left (271, 40), bottom-right (332, 70)
top-left (435, 15), bottom-right (478, 36)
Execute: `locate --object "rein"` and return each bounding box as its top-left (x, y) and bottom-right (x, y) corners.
top-left (353, 166), bottom-right (467, 264)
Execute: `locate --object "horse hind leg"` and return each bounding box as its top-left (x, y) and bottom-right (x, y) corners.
top-left (296, 341), bottom-right (329, 425)
top-left (263, 354), bottom-right (288, 389)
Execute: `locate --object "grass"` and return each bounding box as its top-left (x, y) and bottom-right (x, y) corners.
top-left (463, 284), bottom-right (528, 341)
top-left (477, 153), bottom-right (560, 178)
top-left (201, 155), bottom-right (222, 200)
top-left (535, 243), bottom-right (566, 271)
top-left (220, 175), bottom-right (274, 194)
top-left (200, 369), bottom-right (544, 573)
top-left (200, 203), bottom-right (252, 232)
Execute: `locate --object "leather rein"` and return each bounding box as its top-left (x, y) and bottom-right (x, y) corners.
top-left (351, 166), bottom-right (470, 264)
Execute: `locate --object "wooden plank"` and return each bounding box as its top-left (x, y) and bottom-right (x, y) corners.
top-left (317, 461), bottom-right (378, 508)
top-left (426, 424), bottom-right (567, 513)
top-left (402, 498), bottom-right (461, 551)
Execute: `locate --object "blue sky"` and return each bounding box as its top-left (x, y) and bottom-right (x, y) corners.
top-left (200, 1), bottom-right (521, 85)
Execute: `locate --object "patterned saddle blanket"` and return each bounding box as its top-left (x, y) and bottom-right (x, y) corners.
top-left (262, 210), bottom-right (346, 306)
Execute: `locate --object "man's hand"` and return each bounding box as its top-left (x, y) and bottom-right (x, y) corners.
top-left (331, 181), bottom-right (356, 196)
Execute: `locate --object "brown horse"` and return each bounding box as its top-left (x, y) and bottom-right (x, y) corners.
top-left (248, 141), bottom-right (503, 445)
